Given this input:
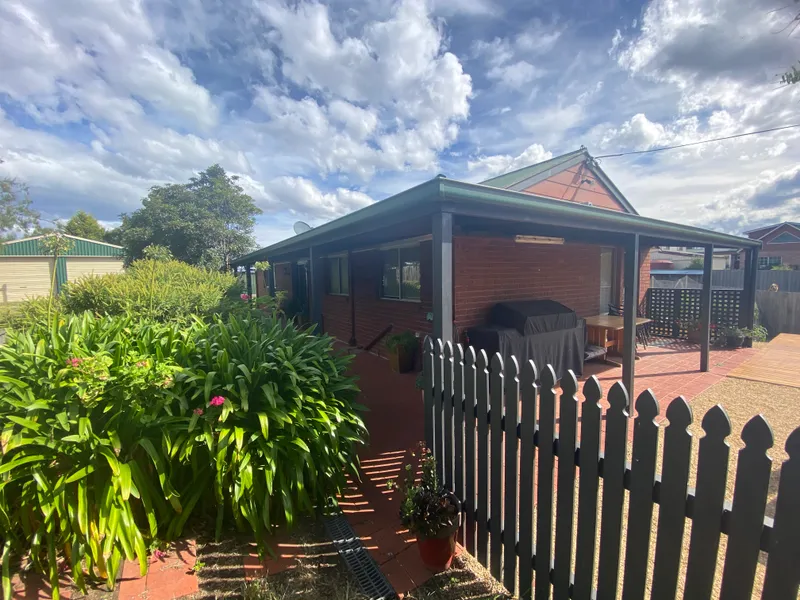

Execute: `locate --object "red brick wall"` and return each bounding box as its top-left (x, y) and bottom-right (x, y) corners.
top-left (639, 249), bottom-right (651, 305)
top-left (273, 262), bottom-right (294, 298)
top-left (759, 223), bottom-right (800, 268)
top-left (321, 242), bottom-right (433, 355)
top-left (453, 236), bottom-right (603, 335)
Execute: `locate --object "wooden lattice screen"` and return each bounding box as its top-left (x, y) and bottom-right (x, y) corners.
top-left (645, 288), bottom-right (742, 339)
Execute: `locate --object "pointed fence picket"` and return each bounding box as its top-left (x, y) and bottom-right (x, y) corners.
top-left (422, 336), bottom-right (799, 600)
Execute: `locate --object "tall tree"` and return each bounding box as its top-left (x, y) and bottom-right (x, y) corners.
top-left (62, 210), bottom-right (106, 241)
top-left (118, 165), bottom-right (261, 269)
top-left (0, 178), bottom-right (40, 241)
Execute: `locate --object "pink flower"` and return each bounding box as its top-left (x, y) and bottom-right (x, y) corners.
top-left (193, 408), bottom-right (204, 416)
top-left (66, 357), bottom-right (83, 367)
top-left (152, 549), bottom-right (166, 560)
top-left (209, 396), bottom-right (225, 407)
top-left (136, 360), bottom-right (148, 368)
top-left (240, 293), bottom-right (250, 301)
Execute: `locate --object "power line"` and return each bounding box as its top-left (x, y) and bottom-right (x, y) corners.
top-left (594, 123), bottom-right (800, 159)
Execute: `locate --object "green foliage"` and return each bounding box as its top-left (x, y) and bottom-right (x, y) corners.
top-left (61, 211), bottom-right (105, 242)
top-left (171, 315), bottom-right (366, 541)
top-left (0, 179), bottom-right (40, 242)
top-left (386, 330), bottom-right (418, 353)
top-left (771, 264), bottom-right (793, 271)
top-left (0, 297), bottom-right (55, 330)
top-left (687, 257), bottom-right (704, 270)
top-left (0, 312), bottom-right (366, 595)
top-left (61, 258), bottom-right (237, 322)
top-left (397, 446), bottom-right (459, 539)
top-left (0, 314), bottom-right (198, 597)
top-left (782, 62), bottom-right (800, 86)
top-left (116, 165), bottom-right (261, 270)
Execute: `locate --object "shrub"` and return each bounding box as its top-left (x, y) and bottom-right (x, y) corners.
top-left (0, 313), bottom-right (365, 596)
top-left (0, 314), bottom-right (200, 597)
top-left (61, 258), bottom-right (237, 322)
top-left (0, 297), bottom-right (56, 330)
top-left (171, 315), bottom-right (366, 542)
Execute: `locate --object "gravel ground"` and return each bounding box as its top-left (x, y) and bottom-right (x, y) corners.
top-left (405, 551), bottom-right (511, 600)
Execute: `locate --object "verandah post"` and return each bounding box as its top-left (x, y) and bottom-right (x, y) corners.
top-left (432, 211), bottom-right (454, 345)
top-left (622, 234), bottom-right (640, 404)
top-left (700, 244), bottom-right (713, 371)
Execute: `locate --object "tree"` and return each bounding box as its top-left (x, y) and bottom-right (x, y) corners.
top-left (688, 257), bottom-right (704, 270)
top-left (0, 178), bottom-right (40, 241)
top-left (117, 165), bottom-right (261, 270)
top-left (62, 210), bottom-right (106, 241)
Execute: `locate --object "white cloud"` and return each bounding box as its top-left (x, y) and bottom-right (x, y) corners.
top-left (467, 143), bottom-right (553, 179)
top-left (266, 176), bottom-right (375, 219)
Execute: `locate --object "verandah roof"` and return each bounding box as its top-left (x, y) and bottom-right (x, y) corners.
top-left (233, 176), bottom-right (760, 266)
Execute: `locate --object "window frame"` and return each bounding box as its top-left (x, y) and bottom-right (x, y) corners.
top-left (325, 255), bottom-right (349, 296)
top-left (380, 244), bottom-right (422, 302)
top-left (758, 256), bottom-right (782, 269)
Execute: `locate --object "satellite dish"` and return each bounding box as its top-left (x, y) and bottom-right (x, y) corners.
top-left (293, 221), bottom-right (312, 235)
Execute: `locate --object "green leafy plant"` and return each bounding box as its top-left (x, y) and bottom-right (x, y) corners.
top-left (170, 315), bottom-right (367, 545)
top-left (0, 314), bottom-right (198, 598)
top-left (397, 445), bottom-right (460, 539)
top-left (386, 331), bottom-right (418, 353)
top-left (0, 312), bottom-right (366, 597)
top-left (61, 257), bottom-right (237, 322)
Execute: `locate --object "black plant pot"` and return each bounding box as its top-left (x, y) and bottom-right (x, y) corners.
top-left (726, 335), bottom-right (744, 348)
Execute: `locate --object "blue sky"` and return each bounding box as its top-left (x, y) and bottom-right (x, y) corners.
top-left (1, 0), bottom-right (799, 246)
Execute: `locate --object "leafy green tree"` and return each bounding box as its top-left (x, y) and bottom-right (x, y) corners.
top-left (118, 165), bottom-right (261, 270)
top-left (0, 178), bottom-right (40, 241)
top-left (62, 210), bottom-right (106, 241)
top-left (688, 257), bottom-right (704, 270)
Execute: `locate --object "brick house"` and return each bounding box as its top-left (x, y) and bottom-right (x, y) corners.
top-left (741, 222), bottom-right (800, 269)
top-left (239, 148), bottom-right (759, 393)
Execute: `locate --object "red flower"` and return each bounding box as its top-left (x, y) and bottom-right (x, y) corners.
top-left (209, 396), bottom-right (225, 407)
top-left (193, 408), bottom-right (204, 416)
top-left (240, 293), bottom-right (250, 301)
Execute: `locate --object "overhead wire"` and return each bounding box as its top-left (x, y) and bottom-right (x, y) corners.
top-left (594, 123), bottom-right (800, 159)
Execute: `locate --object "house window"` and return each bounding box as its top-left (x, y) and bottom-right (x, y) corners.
top-left (381, 246), bottom-right (421, 301)
top-left (326, 256), bottom-right (349, 295)
top-left (758, 256), bottom-right (782, 269)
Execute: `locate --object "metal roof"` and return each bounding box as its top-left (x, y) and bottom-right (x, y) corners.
top-left (233, 177), bottom-right (760, 266)
top-left (1, 234), bottom-right (124, 258)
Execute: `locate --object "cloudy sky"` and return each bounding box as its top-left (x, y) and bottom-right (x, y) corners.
top-left (1, 0), bottom-right (799, 246)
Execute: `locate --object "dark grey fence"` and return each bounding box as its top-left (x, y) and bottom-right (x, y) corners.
top-left (645, 288), bottom-right (742, 339)
top-left (713, 269), bottom-right (800, 292)
top-left (423, 338), bottom-right (800, 600)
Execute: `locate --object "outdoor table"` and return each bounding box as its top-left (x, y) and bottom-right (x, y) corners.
top-left (584, 314), bottom-right (652, 356)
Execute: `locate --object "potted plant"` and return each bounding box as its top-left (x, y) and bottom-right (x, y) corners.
top-left (396, 446), bottom-right (461, 572)
top-left (678, 319), bottom-right (702, 344)
top-left (386, 330), bottom-right (418, 373)
top-left (721, 326), bottom-right (746, 348)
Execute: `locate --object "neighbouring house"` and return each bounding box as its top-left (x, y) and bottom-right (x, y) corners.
top-left (236, 148), bottom-right (760, 395)
top-left (0, 234), bottom-right (124, 303)
top-left (650, 247), bottom-right (731, 270)
top-left (740, 222), bottom-right (800, 269)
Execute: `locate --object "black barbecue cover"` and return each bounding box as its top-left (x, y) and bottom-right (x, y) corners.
top-left (467, 321), bottom-right (585, 379)
top-left (489, 300), bottom-right (578, 335)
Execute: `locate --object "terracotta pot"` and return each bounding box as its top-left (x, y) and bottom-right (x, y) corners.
top-left (414, 493), bottom-right (461, 572)
top-left (416, 530), bottom-right (458, 572)
top-left (389, 345), bottom-right (416, 373)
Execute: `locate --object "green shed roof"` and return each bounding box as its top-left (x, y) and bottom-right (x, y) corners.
top-left (1, 235), bottom-right (124, 258)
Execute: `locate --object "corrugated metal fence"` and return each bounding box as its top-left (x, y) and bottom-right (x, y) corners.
top-left (423, 338), bottom-right (800, 600)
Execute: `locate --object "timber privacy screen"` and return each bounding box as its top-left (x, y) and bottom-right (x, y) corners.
top-left (422, 338), bottom-right (799, 600)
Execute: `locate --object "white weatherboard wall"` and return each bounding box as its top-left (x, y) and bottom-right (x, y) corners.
top-left (0, 257), bottom-right (53, 303)
top-left (66, 258), bottom-right (124, 282)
